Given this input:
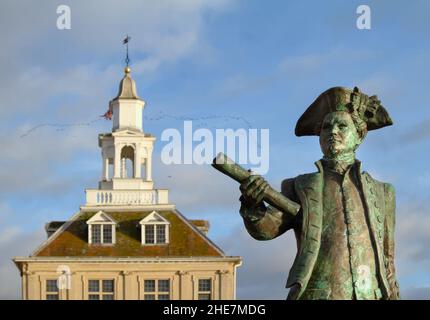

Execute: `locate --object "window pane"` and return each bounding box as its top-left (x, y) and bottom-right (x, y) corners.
top-left (144, 280), bottom-right (155, 292)
top-left (198, 279), bottom-right (211, 292)
top-left (103, 225), bottom-right (112, 244)
top-left (88, 294), bottom-right (100, 300)
top-left (46, 294), bottom-right (59, 300)
top-left (158, 294), bottom-right (170, 300)
top-left (145, 225), bottom-right (154, 244)
top-left (158, 280), bottom-right (169, 292)
top-left (102, 280), bottom-right (114, 293)
top-left (92, 225), bottom-right (101, 244)
top-left (102, 294), bottom-right (114, 300)
top-left (198, 293), bottom-right (211, 300)
top-left (46, 279), bottom-right (58, 292)
top-left (88, 280), bottom-right (99, 292)
top-left (156, 225), bottom-right (166, 243)
top-left (144, 294), bottom-right (155, 300)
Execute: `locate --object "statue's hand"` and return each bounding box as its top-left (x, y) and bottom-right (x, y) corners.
top-left (239, 175), bottom-right (269, 208)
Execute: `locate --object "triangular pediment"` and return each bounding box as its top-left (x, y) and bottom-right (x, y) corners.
top-left (139, 211), bottom-right (169, 225)
top-left (113, 128), bottom-right (144, 136)
top-left (86, 211), bottom-right (116, 225)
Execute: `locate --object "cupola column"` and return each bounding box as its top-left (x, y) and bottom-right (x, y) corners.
top-left (114, 143), bottom-right (121, 178)
top-left (146, 148), bottom-right (153, 181)
top-left (134, 144), bottom-right (141, 179)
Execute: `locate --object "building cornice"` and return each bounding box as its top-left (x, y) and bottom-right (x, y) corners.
top-left (13, 256), bottom-right (242, 264)
top-left (79, 204), bottom-right (176, 212)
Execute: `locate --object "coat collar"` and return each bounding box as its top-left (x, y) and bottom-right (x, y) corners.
top-left (314, 158), bottom-right (362, 175)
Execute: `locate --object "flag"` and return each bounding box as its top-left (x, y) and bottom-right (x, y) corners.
top-left (101, 109), bottom-right (112, 120)
top-left (123, 36), bottom-right (131, 44)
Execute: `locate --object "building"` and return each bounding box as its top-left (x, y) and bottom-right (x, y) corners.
top-left (13, 66), bottom-right (242, 300)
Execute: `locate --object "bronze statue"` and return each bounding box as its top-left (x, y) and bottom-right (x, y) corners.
top-left (213, 86), bottom-right (400, 300)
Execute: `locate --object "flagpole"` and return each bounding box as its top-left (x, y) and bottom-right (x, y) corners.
top-left (126, 41), bottom-right (129, 67)
top-left (124, 35), bottom-right (131, 67)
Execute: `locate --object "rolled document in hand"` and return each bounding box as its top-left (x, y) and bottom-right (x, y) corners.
top-left (211, 152), bottom-right (300, 216)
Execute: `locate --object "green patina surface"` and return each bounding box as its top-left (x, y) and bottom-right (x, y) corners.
top-left (219, 87), bottom-right (401, 300)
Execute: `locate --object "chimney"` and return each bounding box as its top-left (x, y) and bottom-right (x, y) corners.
top-left (190, 220), bottom-right (210, 236)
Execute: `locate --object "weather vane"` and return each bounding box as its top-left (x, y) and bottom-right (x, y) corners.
top-left (123, 35), bottom-right (131, 67)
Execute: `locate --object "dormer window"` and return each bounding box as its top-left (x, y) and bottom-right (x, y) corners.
top-left (86, 211), bottom-right (117, 245)
top-left (139, 211), bottom-right (170, 245)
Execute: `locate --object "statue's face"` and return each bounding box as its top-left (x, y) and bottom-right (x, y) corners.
top-left (319, 111), bottom-right (362, 158)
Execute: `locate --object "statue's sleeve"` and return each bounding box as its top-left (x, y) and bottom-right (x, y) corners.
top-left (239, 178), bottom-right (299, 240)
top-left (383, 183), bottom-right (400, 300)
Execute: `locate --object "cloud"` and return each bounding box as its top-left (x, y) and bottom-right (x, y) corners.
top-left (0, 202), bottom-right (13, 224)
top-left (154, 161), bottom-right (239, 212)
top-left (402, 287), bottom-right (430, 300)
top-left (279, 48), bottom-right (377, 74)
top-left (0, 0), bottom-right (237, 196)
top-left (0, 0), bottom-right (235, 119)
top-left (214, 47), bottom-right (379, 102)
top-left (396, 203), bottom-right (430, 274)
top-left (215, 73), bottom-right (282, 101)
top-left (399, 117), bottom-right (430, 144)
top-left (356, 73), bottom-right (404, 108)
top-left (0, 228), bottom-right (45, 300)
top-left (0, 124), bottom-right (99, 196)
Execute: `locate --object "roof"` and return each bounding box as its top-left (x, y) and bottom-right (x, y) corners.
top-left (45, 221), bottom-right (66, 230)
top-left (189, 219), bottom-right (210, 235)
top-left (34, 210), bottom-right (223, 257)
top-left (189, 220), bottom-right (209, 228)
top-left (111, 69), bottom-right (141, 102)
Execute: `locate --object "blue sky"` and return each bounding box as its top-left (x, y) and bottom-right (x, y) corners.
top-left (1, 0), bottom-right (430, 299)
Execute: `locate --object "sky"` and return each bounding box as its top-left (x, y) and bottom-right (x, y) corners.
top-left (1, 0), bottom-right (430, 299)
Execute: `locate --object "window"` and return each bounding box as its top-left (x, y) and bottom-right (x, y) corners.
top-left (198, 279), bottom-right (212, 300)
top-left (103, 225), bottom-right (112, 243)
top-left (145, 225), bottom-right (155, 244)
top-left (143, 224), bottom-right (167, 244)
top-left (46, 279), bottom-right (59, 300)
top-left (89, 224), bottom-right (114, 244)
top-left (88, 280), bottom-right (114, 300)
top-left (156, 225), bottom-right (166, 243)
top-left (87, 211), bottom-right (117, 245)
top-left (140, 211), bottom-right (170, 245)
top-left (143, 279), bottom-right (170, 300)
top-left (92, 225), bottom-right (101, 244)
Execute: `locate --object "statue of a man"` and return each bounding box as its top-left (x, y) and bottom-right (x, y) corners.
top-left (239, 87), bottom-right (400, 300)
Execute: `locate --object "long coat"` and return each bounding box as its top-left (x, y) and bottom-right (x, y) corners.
top-left (241, 160), bottom-right (400, 300)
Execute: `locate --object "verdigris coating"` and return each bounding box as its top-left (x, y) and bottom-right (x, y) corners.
top-left (238, 87), bottom-right (400, 300)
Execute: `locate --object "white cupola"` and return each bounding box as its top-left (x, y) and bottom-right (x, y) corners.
top-left (84, 67), bottom-right (169, 207)
top-left (110, 66), bottom-right (145, 132)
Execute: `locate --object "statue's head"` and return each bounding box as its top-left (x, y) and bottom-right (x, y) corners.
top-left (319, 111), bottom-right (365, 158)
top-left (295, 86), bottom-right (393, 157)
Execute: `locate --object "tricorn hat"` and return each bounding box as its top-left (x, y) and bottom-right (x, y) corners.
top-left (295, 86), bottom-right (393, 136)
